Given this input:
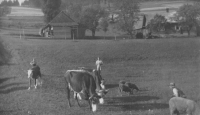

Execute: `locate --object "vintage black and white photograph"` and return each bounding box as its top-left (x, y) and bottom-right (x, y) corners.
top-left (0, 0), bottom-right (200, 115)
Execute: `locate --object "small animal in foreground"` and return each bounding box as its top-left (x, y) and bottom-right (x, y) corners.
top-left (125, 82), bottom-right (139, 92)
top-left (169, 97), bottom-right (200, 115)
top-left (28, 58), bottom-right (42, 90)
top-left (118, 80), bottom-right (133, 96)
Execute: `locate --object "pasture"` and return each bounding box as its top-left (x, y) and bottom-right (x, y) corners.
top-left (0, 1), bottom-right (200, 115)
top-left (1, 28), bottom-right (200, 115)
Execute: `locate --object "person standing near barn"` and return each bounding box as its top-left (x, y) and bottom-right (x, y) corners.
top-left (51, 26), bottom-right (54, 36)
top-left (169, 82), bottom-right (186, 98)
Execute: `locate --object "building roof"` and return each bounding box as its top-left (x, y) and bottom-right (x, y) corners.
top-left (48, 11), bottom-right (78, 27)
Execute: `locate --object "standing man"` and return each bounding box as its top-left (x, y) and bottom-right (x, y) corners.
top-left (96, 57), bottom-right (103, 76)
top-left (169, 82), bottom-right (186, 98)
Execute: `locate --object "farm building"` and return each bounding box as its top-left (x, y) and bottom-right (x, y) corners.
top-left (40, 11), bottom-right (86, 39)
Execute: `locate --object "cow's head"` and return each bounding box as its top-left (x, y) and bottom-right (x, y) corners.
top-left (96, 89), bottom-right (109, 104)
top-left (89, 94), bottom-right (101, 112)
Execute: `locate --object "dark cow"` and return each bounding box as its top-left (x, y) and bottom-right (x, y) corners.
top-left (125, 82), bottom-right (139, 92)
top-left (78, 67), bottom-right (105, 90)
top-left (119, 80), bottom-right (133, 96)
top-left (64, 70), bottom-right (108, 112)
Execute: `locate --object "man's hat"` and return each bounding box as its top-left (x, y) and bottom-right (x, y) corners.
top-left (30, 58), bottom-right (36, 65)
top-left (169, 82), bottom-right (175, 87)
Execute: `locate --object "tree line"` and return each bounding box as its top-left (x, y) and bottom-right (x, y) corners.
top-left (0, 0), bottom-right (19, 6)
top-left (2, 0), bottom-right (199, 38)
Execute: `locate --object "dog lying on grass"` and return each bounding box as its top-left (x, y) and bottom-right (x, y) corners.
top-left (118, 80), bottom-right (139, 96)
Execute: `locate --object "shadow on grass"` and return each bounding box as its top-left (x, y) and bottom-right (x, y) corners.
top-left (106, 84), bottom-right (118, 89)
top-left (103, 103), bottom-right (169, 111)
top-left (0, 77), bottom-right (16, 84)
top-left (0, 86), bottom-right (27, 94)
top-left (0, 78), bottom-right (27, 94)
top-left (106, 95), bottom-right (159, 104)
top-left (0, 82), bottom-right (26, 89)
top-left (0, 39), bottom-right (12, 66)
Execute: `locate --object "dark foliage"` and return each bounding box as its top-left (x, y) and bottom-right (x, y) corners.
top-left (42, 0), bottom-right (61, 23)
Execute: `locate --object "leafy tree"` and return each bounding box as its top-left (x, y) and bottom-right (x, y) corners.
top-left (66, 3), bottom-right (83, 23)
top-left (21, 0), bottom-right (29, 6)
top-left (1, 0), bottom-right (8, 6)
top-left (13, 0), bottom-right (20, 6)
top-left (147, 14), bottom-right (166, 33)
top-left (176, 3), bottom-right (200, 36)
top-left (99, 17), bottom-right (109, 39)
top-left (112, 0), bottom-right (141, 39)
top-left (80, 5), bottom-right (108, 37)
top-left (7, 0), bottom-right (13, 6)
top-left (29, 0), bottom-right (43, 8)
top-left (42, 0), bottom-right (61, 23)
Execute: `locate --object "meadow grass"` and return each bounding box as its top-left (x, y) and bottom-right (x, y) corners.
top-left (1, 33), bottom-right (200, 114)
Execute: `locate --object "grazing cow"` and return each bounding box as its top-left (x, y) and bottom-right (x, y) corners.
top-left (125, 82), bottom-right (139, 92)
top-left (64, 70), bottom-right (108, 112)
top-left (169, 97), bottom-right (200, 115)
top-left (119, 80), bottom-right (133, 96)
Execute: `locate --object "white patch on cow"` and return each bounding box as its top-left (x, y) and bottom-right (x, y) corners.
top-left (92, 103), bottom-right (97, 112)
top-left (27, 70), bottom-right (32, 78)
top-left (97, 91), bottom-right (102, 96)
top-left (99, 98), bottom-right (104, 104)
top-left (73, 92), bottom-right (76, 99)
top-left (70, 84), bottom-right (83, 100)
top-left (77, 93), bottom-right (82, 100)
top-left (73, 92), bottom-right (82, 100)
top-left (68, 84), bottom-right (73, 91)
top-left (100, 83), bottom-right (105, 90)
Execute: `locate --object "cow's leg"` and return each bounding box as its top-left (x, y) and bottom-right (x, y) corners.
top-left (28, 78), bottom-right (31, 90)
top-left (34, 78), bottom-right (37, 89)
top-left (75, 93), bottom-right (81, 107)
top-left (118, 87), bottom-right (123, 96)
top-left (88, 100), bottom-right (92, 111)
top-left (65, 83), bottom-right (71, 107)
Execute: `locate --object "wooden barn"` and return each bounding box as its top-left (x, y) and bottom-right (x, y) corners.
top-left (40, 11), bottom-right (86, 39)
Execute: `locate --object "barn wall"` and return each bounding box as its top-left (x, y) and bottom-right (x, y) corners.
top-left (53, 26), bottom-right (71, 39)
top-left (78, 27), bottom-right (86, 39)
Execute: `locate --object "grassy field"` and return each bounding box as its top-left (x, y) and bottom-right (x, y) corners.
top-left (0, 28), bottom-right (200, 115)
top-left (0, 1), bottom-right (200, 115)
